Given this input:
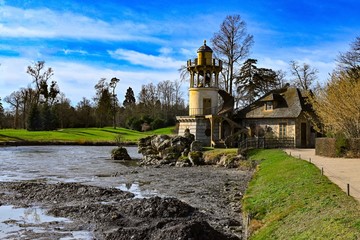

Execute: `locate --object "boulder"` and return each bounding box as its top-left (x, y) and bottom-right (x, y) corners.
top-left (111, 147), bottom-right (132, 160)
top-left (188, 151), bottom-right (204, 166)
top-left (190, 140), bottom-right (203, 152)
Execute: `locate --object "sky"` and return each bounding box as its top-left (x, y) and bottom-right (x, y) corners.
top-left (1, 0), bottom-right (359, 109)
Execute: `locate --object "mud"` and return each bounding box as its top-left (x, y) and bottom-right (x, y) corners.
top-left (0, 146), bottom-right (253, 239)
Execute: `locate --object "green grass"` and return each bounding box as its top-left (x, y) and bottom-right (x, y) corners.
top-left (0, 126), bottom-right (175, 143)
top-left (243, 149), bottom-right (360, 239)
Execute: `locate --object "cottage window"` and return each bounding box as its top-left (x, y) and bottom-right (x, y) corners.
top-left (279, 123), bottom-right (287, 138)
top-left (265, 101), bottom-right (273, 111)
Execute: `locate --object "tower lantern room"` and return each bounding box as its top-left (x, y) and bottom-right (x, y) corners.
top-left (186, 40), bottom-right (222, 116)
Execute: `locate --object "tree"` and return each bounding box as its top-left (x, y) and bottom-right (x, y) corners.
top-left (94, 78), bottom-right (112, 127)
top-left (27, 61), bottom-right (56, 103)
top-left (337, 36), bottom-right (360, 79)
top-left (0, 98), bottom-right (4, 128)
top-left (289, 61), bottom-right (318, 90)
top-left (76, 97), bottom-right (95, 128)
top-left (4, 91), bottom-right (22, 128)
top-left (123, 87), bottom-right (136, 107)
top-left (27, 104), bottom-right (42, 131)
top-left (109, 77), bottom-right (120, 129)
top-left (310, 70), bottom-right (360, 138)
top-left (310, 36), bottom-right (360, 138)
top-left (211, 14), bottom-right (254, 95)
top-left (236, 59), bottom-right (279, 106)
top-left (55, 93), bottom-right (75, 128)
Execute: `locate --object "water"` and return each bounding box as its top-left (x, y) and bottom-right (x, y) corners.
top-left (0, 145), bottom-right (149, 239)
top-left (0, 205), bottom-right (92, 239)
top-left (0, 145), bottom-right (142, 184)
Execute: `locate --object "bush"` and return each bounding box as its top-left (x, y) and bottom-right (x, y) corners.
top-left (151, 118), bottom-right (165, 130)
top-left (315, 138), bottom-right (337, 157)
top-left (335, 133), bottom-right (349, 157)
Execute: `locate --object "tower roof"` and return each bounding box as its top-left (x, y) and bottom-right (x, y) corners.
top-left (197, 40), bottom-right (213, 53)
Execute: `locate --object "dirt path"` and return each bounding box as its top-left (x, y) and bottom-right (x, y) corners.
top-left (284, 149), bottom-right (360, 202)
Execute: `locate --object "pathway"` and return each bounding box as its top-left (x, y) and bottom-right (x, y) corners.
top-left (284, 148), bottom-right (360, 202)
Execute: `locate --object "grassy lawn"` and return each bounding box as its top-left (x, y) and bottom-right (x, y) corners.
top-left (243, 149), bottom-right (360, 239)
top-left (0, 126), bottom-right (175, 143)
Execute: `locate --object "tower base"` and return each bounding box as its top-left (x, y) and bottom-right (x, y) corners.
top-left (176, 115), bottom-right (219, 147)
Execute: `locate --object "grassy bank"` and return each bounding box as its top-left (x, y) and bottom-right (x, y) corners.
top-left (243, 149), bottom-right (360, 239)
top-left (0, 127), bottom-right (175, 144)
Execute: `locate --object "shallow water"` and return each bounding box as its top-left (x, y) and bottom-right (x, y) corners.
top-left (0, 145), bottom-right (141, 184)
top-left (0, 205), bottom-right (93, 239)
top-left (0, 146), bottom-right (154, 239)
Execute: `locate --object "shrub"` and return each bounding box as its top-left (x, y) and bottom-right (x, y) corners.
top-left (335, 133), bottom-right (349, 157)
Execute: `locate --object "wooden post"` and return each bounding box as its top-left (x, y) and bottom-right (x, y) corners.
top-left (321, 167), bottom-right (324, 175)
top-left (347, 184), bottom-right (350, 196)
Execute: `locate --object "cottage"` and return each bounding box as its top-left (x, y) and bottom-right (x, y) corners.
top-left (235, 87), bottom-right (318, 148)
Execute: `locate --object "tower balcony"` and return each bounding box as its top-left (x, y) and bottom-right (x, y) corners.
top-left (189, 106), bottom-right (218, 116)
top-left (187, 58), bottom-right (222, 67)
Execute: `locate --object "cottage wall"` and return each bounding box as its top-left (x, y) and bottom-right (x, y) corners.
top-left (242, 119), bottom-right (295, 138)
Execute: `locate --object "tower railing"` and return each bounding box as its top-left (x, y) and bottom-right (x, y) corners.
top-left (187, 58), bottom-right (222, 67)
top-left (189, 106), bottom-right (218, 116)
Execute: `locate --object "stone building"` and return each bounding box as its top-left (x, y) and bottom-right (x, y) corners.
top-left (176, 41), bottom-right (239, 146)
top-left (177, 41), bottom-right (317, 148)
top-left (235, 87), bottom-right (318, 148)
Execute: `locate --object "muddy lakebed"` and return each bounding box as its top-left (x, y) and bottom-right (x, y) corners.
top-left (0, 145), bottom-right (253, 239)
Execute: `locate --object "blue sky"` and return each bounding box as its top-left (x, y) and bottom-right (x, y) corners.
top-left (1, 0), bottom-right (359, 108)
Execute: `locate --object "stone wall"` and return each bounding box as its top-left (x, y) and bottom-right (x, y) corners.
top-left (242, 118), bottom-right (295, 139)
top-left (177, 116), bottom-right (219, 146)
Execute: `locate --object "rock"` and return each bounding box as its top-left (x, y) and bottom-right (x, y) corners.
top-left (151, 135), bottom-right (171, 151)
top-left (111, 147), bottom-right (132, 160)
top-left (188, 151), bottom-right (204, 166)
top-left (176, 157), bottom-right (192, 167)
top-left (138, 134), bottom-right (195, 166)
top-left (183, 128), bottom-right (195, 142)
top-left (190, 140), bottom-right (203, 152)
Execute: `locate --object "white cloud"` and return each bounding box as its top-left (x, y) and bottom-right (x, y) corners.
top-left (159, 47), bottom-right (173, 56)
top-left (0, 57), bottom-right (182, 108)
top-left (0, 6), bottom-right (164, 43)
top-left (62, 49), bottom-right (88, 55)
top-left (108, 49), bottom-right (184, 69)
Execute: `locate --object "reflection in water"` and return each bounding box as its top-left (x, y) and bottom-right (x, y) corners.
top-left (116, 182), bottom-right (158, 198)
top-left (0, 205), bottom-right (94, 239)
top-left (0, 146), bottom-right (144, 239)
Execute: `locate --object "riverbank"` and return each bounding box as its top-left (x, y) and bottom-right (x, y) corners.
top-left (243, 149), bottom-right (360, 239)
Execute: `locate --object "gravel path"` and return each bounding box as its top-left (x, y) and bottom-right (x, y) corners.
top-left (284, 148), bottom-right (360, 202)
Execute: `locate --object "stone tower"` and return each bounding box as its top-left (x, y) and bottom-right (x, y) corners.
top-left (177, 41), bottom-right (223, 146)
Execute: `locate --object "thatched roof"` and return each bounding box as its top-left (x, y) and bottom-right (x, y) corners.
top-left (236, 87), bottom-right (311, 119)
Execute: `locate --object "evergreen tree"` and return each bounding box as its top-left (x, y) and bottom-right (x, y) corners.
top-left (27, 104), bottom-right (42, 131)
top-left (123, 87), bottom-right (136, 107)
top-left (236, 59), bottom-right (279, 106)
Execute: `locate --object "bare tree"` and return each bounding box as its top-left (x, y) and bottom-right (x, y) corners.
top-left (4, 91), bottom-right (22, 128)
top-left (27, 61), bottom-right (55, 103)
top-left (337, 36), bottom-right (360, 79)
top-left (211, 14), bottom-right (254, 95)
top-left (289, 61), bottom-right (318, 91)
